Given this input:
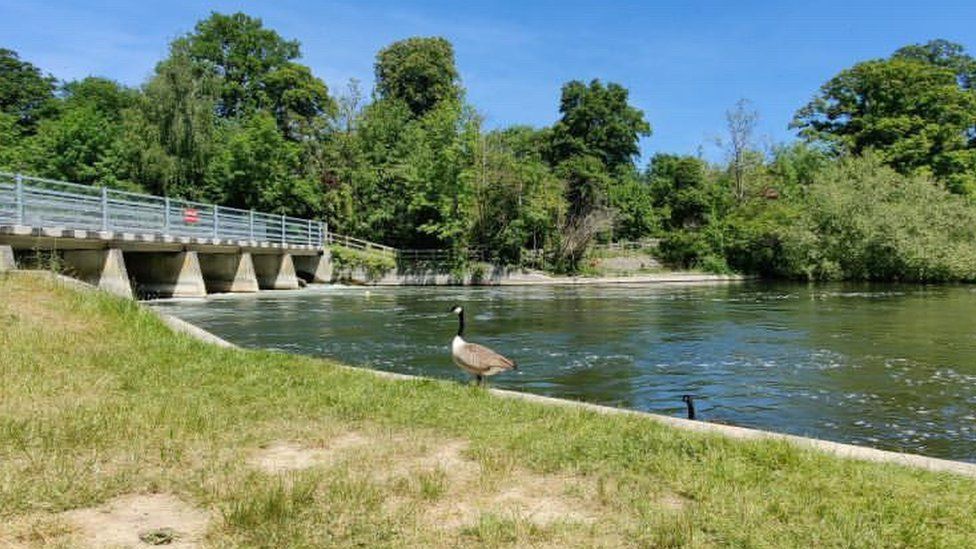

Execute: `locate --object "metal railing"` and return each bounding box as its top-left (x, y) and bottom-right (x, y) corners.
top-left (590, 239), bottom-right (661, 252)
top-left (326, 232), bottom-right (397, 255)
top-left (0, 172), bottom-right (327, 247)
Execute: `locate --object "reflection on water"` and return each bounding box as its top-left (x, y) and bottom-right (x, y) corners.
top-left (151, 282), bottom-right (976, 462)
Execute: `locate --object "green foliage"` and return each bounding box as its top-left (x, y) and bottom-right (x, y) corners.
top-left (648, 154), bottom-right (719, 230)
top-left (467, 127), bottom-right (566, 263)
top-left (725, 155), bottom-right (976, 281)
top-left (212, 112), bottom-right (319, 215)
top-left (28, 78), bottom-right (138, 188)
top-left (547, 79), bottom-right (651, 170)
top-left (374, 37), bottom-right (461, 118)
top-left (793, 40), bottom-right (976, 195)
top-left (170, 11), bottom-right (335, 141)
top-left (0, 48), bottom-right (56, 130)
top-left (330, 246), bottom-right (396, 279)
top-left (607, 174), bottom-right (658, 240)
top-left (126, 52), bottom-right (222, 199)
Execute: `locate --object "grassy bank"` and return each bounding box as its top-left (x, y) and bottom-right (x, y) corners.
top-left (1, 273), bottom-right (975, 547)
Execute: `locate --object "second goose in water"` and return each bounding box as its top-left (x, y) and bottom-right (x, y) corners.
top-left (449, 305), bottom-right (517, 387)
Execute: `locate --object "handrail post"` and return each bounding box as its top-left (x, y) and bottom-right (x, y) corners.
top-left (100, 186), bottom-right (108, 231)
top-left (14, 174), bottom-right (24, 225)
top-left (307, 219), bottom-right (312, 246)
top-left (213, 205), bottom-right (219, 239)
top-left (280, 214), bottom-right (285, 244)
top-left (163, 197), bottom-right (170, 233)
top-left (249, 210), bottom-right (255, 240)
top-left (321, 221), bottom-right (326, 246)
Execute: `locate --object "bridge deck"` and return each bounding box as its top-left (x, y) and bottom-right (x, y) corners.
top-left (0, 225), bottom-right (323, 255)
top-left (0, 172), bottom-right (326, 249)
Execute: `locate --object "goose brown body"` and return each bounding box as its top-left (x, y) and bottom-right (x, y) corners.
top-left (449, 306), bottom-right (516, 385)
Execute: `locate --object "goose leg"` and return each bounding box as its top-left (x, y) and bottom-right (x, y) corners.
top-left (475, 374), bottom-right (482, 387)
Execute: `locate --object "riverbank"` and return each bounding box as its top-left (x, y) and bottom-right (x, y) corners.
top-left (3, 273), bottom-right (976, 547)
top-left (341, 264), bottom-right (748, 286)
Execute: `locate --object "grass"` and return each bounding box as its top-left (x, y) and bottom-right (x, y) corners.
top-left (1, 272), bottom-right (975, 547)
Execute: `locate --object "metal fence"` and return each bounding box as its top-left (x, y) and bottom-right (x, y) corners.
top-left (326, 232), bottom-right (397, 256)
top-left (0, 172), bottom-right (327, 246)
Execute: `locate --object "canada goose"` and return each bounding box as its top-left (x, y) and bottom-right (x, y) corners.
top-left (449, 305), bottom-right (517, 386)
top-left (681, 395), bottom-right (696, 420)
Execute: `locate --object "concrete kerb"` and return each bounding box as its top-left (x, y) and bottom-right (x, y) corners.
top-left (10, 270), bottom-right (976, 479)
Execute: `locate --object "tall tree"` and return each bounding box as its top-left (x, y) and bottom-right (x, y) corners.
top-left (374, 37), bottom-right (461, 118)
top-left (793, 40), bottom-right (976, 195)
top-left (127, 53), bottom-right (222, 198)
top-left (547, 79), bottom-right (651, 170)
top-left (30, 77), bottom-right (137, 187)
top-left (173, 12), bottom-right (334, 138)
top-left (893, 39), bottom-right (976, 89)
top-left (723, 99), bottom-right (759, 202)
top-left (0, 48), bottom-right (56, 131)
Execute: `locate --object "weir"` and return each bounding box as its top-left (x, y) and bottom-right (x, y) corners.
top-left (0, 172), bottom-right (335, 297)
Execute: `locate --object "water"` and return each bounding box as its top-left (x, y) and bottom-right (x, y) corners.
top-left (151, 282), bottom-right (976, 463)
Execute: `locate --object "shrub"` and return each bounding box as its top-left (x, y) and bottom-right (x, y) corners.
top-left (330, 246), bottom-right (396, 281)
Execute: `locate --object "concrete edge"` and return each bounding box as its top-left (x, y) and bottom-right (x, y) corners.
top-left (337, 366), bottom-right (976, 478)
top-left (9, 269), bottom-right (976, 479)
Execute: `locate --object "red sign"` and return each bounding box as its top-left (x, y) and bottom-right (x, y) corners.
top-left (183, 207), bottom-right (199, 224)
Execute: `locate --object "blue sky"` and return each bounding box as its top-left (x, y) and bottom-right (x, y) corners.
top-left (2, 1), bottom-right (974, 163)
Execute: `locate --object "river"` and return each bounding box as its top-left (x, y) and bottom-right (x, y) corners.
top-left (151, 281), bottom-right (976, 463)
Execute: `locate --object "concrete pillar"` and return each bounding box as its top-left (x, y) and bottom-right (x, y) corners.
top-left (252, 253), bottom-right (300, 290)
top-left (293, 249), bottom-right (331, 283)
top-left (0, 245), bottom-right (15, 272)
top-left (198, 252), bottom-right (259, 293)
top-left (125, 251), bottom-right (207, 298)
top-left (62, 248), bottom-right (133, 299)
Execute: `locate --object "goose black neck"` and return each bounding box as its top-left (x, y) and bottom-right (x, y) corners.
top-left (457, 310), bottom-right (465, 337)
top-left (684, 397), bottom-right (696, 420)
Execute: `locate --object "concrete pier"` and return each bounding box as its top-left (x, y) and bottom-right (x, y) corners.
top-left (252, 253), bottom-right (300, 290)
top-left (0, 245), bottom-right (15, 272)
top-left (1, 225), bottom-right (332, 297)
top-left (198, 252), bottom-right (259, 293)
top-left (293, 250), bottom-right (331, 283)
top-left (125, 251), bottom-right (207, 298)
top-left (62, 248), bottom-right (133, 299)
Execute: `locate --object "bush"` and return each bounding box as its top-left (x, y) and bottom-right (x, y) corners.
top-left (726, 155), bottom-right (976, 281)
top-left (330, 246), bottom-right (396, 281)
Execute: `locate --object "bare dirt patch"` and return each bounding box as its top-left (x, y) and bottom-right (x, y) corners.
top-left (429, 471), bottom-right (597, 530)
top-left (250, 431), bottom-right (604, 532)
top-left (62, 493), bottom-right (209, 548)
top-left (249, 431), bottom-right (371, 473)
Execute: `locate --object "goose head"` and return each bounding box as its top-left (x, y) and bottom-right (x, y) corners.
top-left (449, 305), bottom-right (463, 315)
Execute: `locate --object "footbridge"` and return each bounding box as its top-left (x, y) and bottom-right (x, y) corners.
top-left (0, 173), bottom-right (336, 299)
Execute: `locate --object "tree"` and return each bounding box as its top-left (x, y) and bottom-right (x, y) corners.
top-left (374, 37), bottom-right (461, 118)
top-left (173, 11), bottom-right (334, 138)
top-left (547, 79), bottom-right (651, 170)
top-left (0, 48), bottom-right (56, 131)
top-left (648, 154), bottom-right (714, 230)
top-left (793, 41), bottom-right (976, 195)
top-left (893, 39), bottom-right (976, 89)
top-left (467, 127), bottom-right (565, 263)
top-left (126, 53), bottom-right (222, 198)
top-left (723, 99), bottom-right (759, 201)
top-left (29, 78), bottom-right (137, 187)
top-left (214, 112), bottom-right (319, 215)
